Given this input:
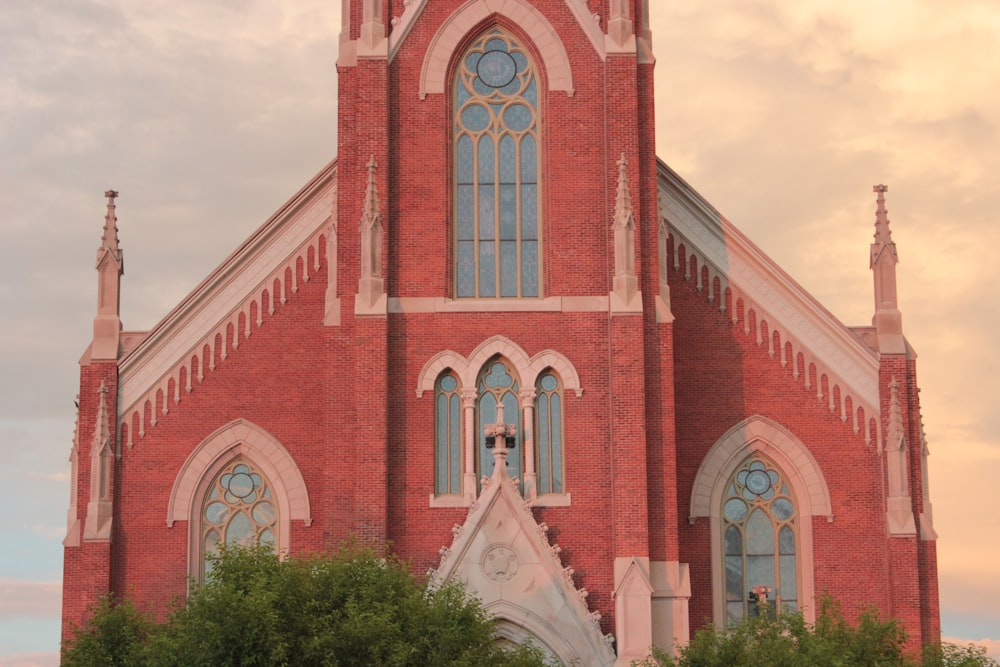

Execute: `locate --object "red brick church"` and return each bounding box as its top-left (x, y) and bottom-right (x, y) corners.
top-left (63, 1), bottom-right (940, 663)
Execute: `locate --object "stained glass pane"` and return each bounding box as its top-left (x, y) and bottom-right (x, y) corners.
top-left (504, 104), bottom-right (532, 132)
top-left (540, 373), bottom-right (557, 392)
top-left (724, 498), bottom-right (747, 522)
top-left (499, 136), bottom-right (516, 183)
top-left (457, 186), bottom-right (474, 240)
top-left (485, 38), bottom-right (506, 52)
top-left (478, 188), bottom-right (495, 239)
top-left (747, 555), bottom-right (775, 591)
top-left (226, 512), bottom-right (254, 547)
top-left (500, 185), bottom-right (517, 239)
top-left (478, 137), bottom-right (494, 183)
top-left (521, 184), bottom-right (537, 239)
top-left (502, 391), bottom-right (521, 482)
top-left (521, 136), bottom-right (536, 183)
top-left (779, 526), bottom-right (795, 555)
top-left (436, 393), bottom-right (449, 494)
top-left (746, 510), bottom-right (773, 555)
top-left (538, 393), bottom-right (550, 494)
top-left (725, 555), bottom-right (744, 601)
top-left (205, 502), bottom-right (229, 525)
top-left (725, 525), bottom-right (742, 556)
top-left (449, 395), bottom-right (461, 492)
top-left (479, 242), bottom-right (495, 297)
top-left (780, 555), bottom-right (797, 600)
top-left (550, 392), bottom-right (562, 493)
top-left (440, 375), bottom-right (458, 392)
top-left (462, 105), bottom-right (490, 133)
top-left (479, 393), bottom-right (497, 480)
top-left (522, 241), bottom-right (538, 297)
top-left (457, 136), bottom-right (474, 184)
top-left (457, 242), bottom-right (475, 297)
top-left (727, 602), bottom-right (744, 625)
top-left (252, 502), bottom-right (275, 525)
top-left (500, 241), bottom-right (517, 297)
top-left (260, 529), bottom-right (274, 546)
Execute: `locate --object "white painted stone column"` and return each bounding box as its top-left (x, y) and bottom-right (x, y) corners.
top-left (519, 388), bottom-right (537, 500)
top-left (461, 389), bottom-right (477, 503)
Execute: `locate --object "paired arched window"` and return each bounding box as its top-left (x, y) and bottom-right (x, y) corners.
top-left (454, 28), bottom-right (540, 298)
top-left (722, 458), bottom-right (798, 621)
top-left (434, 357), bottom-right (563, 498)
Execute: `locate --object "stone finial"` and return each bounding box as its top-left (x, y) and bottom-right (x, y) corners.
top-left (885, 377), bottom-right (916, 535)
top-left (613, 153), bottom-right (634, 231)
top-left (84, 380), bottom-right (114, 541)
top-left (356, 155), bottom-right (386, 314)
top-left (92, 190), bottom-right (124, 360)
top-left (611, 153), bottom-right (640, 312)
top-left (869, 185), bottom-right (904, 353)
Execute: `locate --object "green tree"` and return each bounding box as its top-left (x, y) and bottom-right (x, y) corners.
top-left (643, 597), bottom-right (997, 667)
top-left (63, 545), bottom-right (548, 667)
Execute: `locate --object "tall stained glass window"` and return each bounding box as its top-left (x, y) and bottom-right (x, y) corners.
top-left (536, 371), bottom-right (563, 494)
top-left (200, 459), bottom-right (278, 580)
top-left (476, 359), bottom-right (522, 487)
top-left (722, 458), bottom-right (798, 622)
top-left (435, 372), bottom-right (462, 495)
top-left (455, 28), bottom-right (540, 298)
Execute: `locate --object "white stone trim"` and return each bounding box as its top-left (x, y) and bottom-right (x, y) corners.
top-left (658, 162), bottom-right (881, 445)
top-left (415, 335), bottom-right (582, 399)
top-left (690, 416), bottom-right (831, 625)
top-left (117, 162), bottom-right (337, 449)
top-left (418, 0), bottom-right (574, 99)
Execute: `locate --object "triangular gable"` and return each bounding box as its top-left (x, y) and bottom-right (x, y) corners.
top-left (116, 159), bottom-right (337, 448)
top-left (657, 160), bottom-right (881, 444)
top-left (430, 452), bottom-right (615, 666)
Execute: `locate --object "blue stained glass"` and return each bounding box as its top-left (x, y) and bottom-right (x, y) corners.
top-left (725, 554), bottom-right (744, 601)
top-left (473, 77), bottom-right (491, 96)
top-left (521, 242), bottom-right (538, 297)
top-left (466, 52), bottom-right (482, 71)
top-left (499, 185), bottom-right (517, 239)
top-left (746, 510), bottom-right (773, 555)
top-left (724, 498), bottom-right (748, 522)
top-left (520, 136), bottom-right (536, 182)
top-left (478, 136), bottom-right (494, 183)
top-left (779, 526), bottom-right (795, 554)
top-left (500, 241), bottom-right (517, 296)
top-left (773, 498), bottom-right (794, 521)
top-left (521, 184), bottom-right (537, 239)
top-left (484, 362), bottom-right (512, 389)
top-left (504, 104), bottom-right (532, 132)
top-left (538, 394), bottom-right (550, 493)
top-left (479, 241), bottom-right (495, 297)
top-left (748, 554), bottom-right (775, 590)
top-left (485, 38), bottom-right (507, 52)
top-left (725, 525), bottom-right (742, 556)
top-left (450, 396), bottom-right (461, 492)
top-left (436, 394), bottom-right (449, 493)
top-left (478, 188), bottom-right (495, 239)
top-left (550, 393), bottom-right (562, 492)
top-left (511, 51), bottom-right (528, 73)
top-left (205, 502), bottom-right (228, 525)
top-left (499, 76), bottom-right (522, 96)
top-left (540, 374), bottom-right (558, 392)
top-left (252, 502), bottom-right (275, 524)
top-left (457, 136), bottom-right (474, 184)
top-left (457, 186), bottom-right (474, 240)
top-left (457, 242), bottom-right (475, 297)
top-left (477, 50), bottom-right (517, 88)
top-left (525, 80), bottom-right (537, 106)
top-left (780, 555), bottom-right (797, 600)
top-left (440, 375), bottom-right (458, 392)
top-left (457, 84), bottom-right (471, 106)
top-left (499, 136), bottom-right (516, 183)
top-left (226, 512), bottom-right (254, 546)
top-left (462, 104), bottom-right (490, 132)
top-left (479, 393), bottom-right (497, 480)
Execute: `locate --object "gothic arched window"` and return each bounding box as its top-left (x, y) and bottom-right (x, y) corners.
top-left (435, 372), bottom-right (463, 495)
top-left (535, 371), bottom-right (563, 494)
top-left (200, 458), bottom-right (278, 580)
top-left (476, 359), bottom-right (523, 486)
top-left (454, 28), bottom-right (540, 299)
top-left (722, 458), bottom-right (798, 622)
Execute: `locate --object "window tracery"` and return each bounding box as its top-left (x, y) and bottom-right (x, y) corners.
top-left (454, 28), bottom-right (540, 298)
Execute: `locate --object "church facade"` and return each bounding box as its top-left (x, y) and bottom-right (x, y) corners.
top-left (62, 2), bottom-right (940, 664)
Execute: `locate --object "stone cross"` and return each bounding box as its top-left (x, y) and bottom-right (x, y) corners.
top-left (484, 401), bottom-right (516, 476)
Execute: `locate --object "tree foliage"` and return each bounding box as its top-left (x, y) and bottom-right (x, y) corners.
top-left (644, 597), bottom-right (997, 667)
top-left (63, 545), bottom-right (548, 667)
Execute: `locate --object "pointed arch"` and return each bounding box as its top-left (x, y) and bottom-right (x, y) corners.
top-left (690, 415), bottom-right (832, 624)
top-left (167, 419), bottom-right (311, 529)
top-left (419, 0), bottom-right (574, 99)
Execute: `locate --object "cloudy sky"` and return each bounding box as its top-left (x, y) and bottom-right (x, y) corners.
top-left (1, 1), bottom-right (997, 664)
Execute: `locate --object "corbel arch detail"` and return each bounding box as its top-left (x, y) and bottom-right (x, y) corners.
top-left (167, 418), bottom-right (312, 529)
top-left (415, 335), bottom-right (582, 397)
top-left (418, 0), bottom-right (575, 99)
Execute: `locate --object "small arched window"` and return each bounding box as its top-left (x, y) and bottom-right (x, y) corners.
top-left (200, 458), bottom-right (278, 580)
top-left (454, 28), bottom-right (540, 298)
top-left (435, 372), bottom-right (463, 495)
top-left (722, 458), bottom-right (797, 621)
top-left (535, 371), bottom-right (563, 494)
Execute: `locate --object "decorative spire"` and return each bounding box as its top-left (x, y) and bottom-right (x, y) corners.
top-left (92, 190), bottom-right (124, 360)
top-left (885, 378), bottom-right (905, 457)
top-left (356, 156), bottom-right (386, 314)
top-left (884, 377), bottom-right (916, 535)
top-left (869, 185), bottom-right (904, 353)
top-left (613, 153), bottom-right (634, 231)
top-left (611, 153), bottom-right (640, 312)
top-left (84, 380), bottom-right (114, 541)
